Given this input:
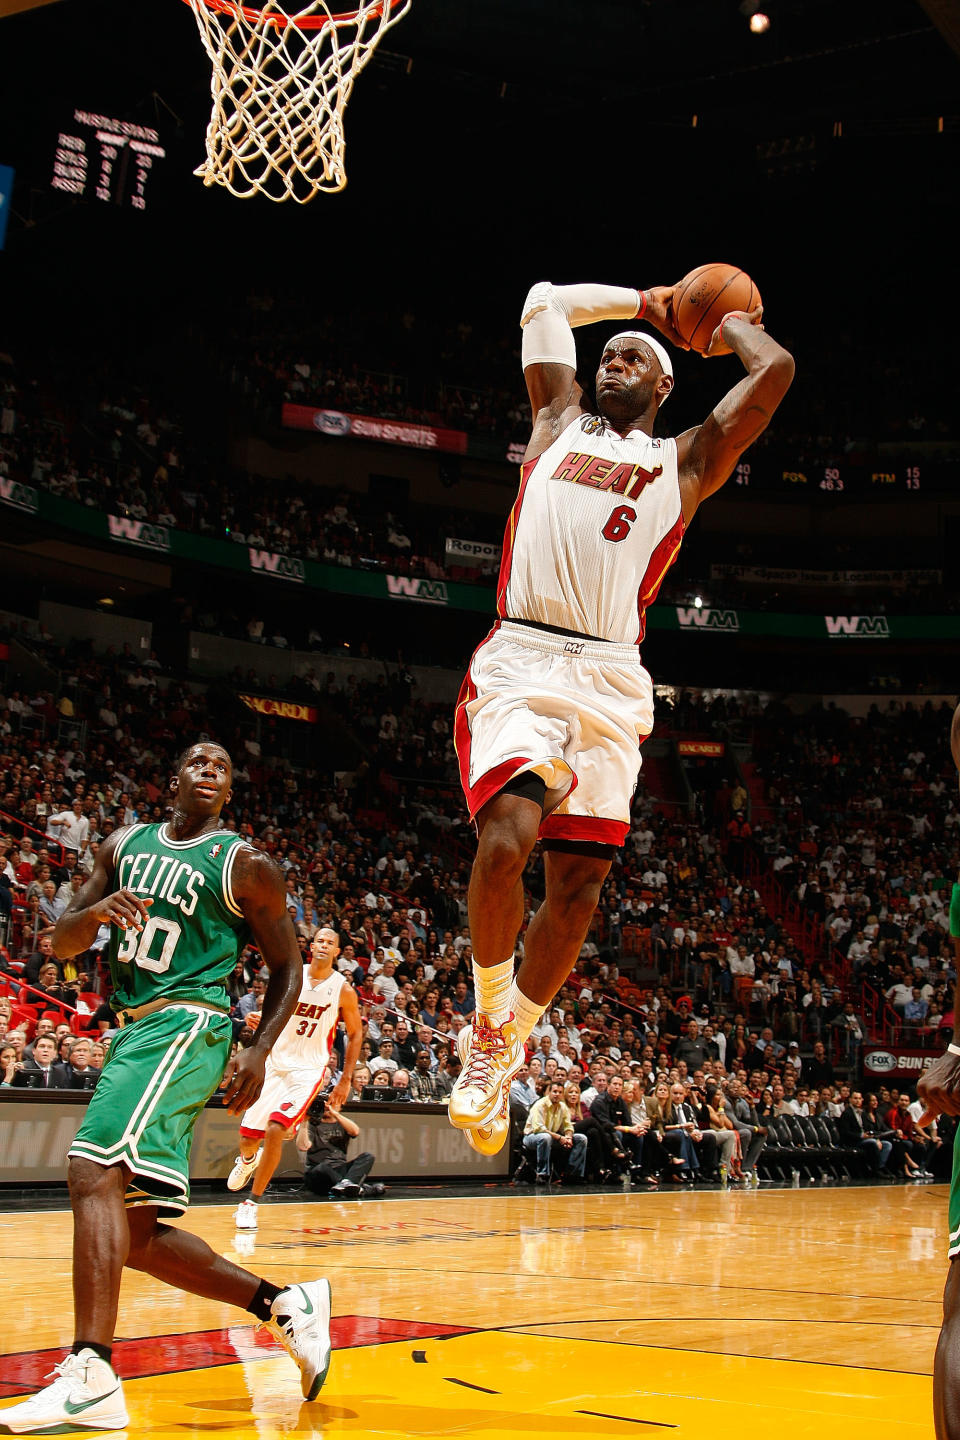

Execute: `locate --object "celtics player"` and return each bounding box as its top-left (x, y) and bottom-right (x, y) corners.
top-left (0, 743), bottom-right (332, 1434)
top-left (918, 701), bottom-right (960, 1440)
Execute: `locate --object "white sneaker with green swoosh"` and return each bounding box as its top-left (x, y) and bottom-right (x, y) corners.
top-left (264, 1279), bottom-right (332, 1401)
top-left (0, 1350), bottom-right (128, 1433)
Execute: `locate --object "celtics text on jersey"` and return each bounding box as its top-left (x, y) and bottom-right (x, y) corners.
top-left (109, 822), bottom-right (251, 1012)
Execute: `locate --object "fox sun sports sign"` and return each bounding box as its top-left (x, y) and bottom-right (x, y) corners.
top-left (862, 1047), bottom-right (937, 1078)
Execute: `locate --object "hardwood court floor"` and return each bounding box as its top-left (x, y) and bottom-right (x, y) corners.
top-left (0, 1182), bottom-right (948, 1439)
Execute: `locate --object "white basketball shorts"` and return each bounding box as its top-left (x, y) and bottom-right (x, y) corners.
top-left (238, 1057), bottom-right (327, 1137)
top-left (454, 620), bottom-right (654, 847)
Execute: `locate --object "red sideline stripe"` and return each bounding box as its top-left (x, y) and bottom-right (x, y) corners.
top-left (0, 1318), bottom-right (473, 1398)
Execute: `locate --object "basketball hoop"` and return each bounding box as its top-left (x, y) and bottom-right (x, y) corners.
top-left (183, 0), bottom-right (411, 203)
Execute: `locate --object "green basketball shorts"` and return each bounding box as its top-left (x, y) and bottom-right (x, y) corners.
top-left (950, 882), bottom-right (960, 940)
top-left (69, 1004), bottom-right (232, 1216)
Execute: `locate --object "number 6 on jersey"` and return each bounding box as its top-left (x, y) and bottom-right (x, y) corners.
top-left (601, 504), bottom-right (637, 543)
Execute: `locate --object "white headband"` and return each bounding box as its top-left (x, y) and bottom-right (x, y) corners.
top-left (607, 330), bottom-right (674, 400)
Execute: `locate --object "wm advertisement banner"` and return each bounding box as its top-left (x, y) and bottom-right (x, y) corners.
top-left (4, 483), bottom-right (959, 640)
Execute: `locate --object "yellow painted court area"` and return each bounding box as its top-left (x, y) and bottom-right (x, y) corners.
top-left (0, 1184), bottom-right (946, 1438)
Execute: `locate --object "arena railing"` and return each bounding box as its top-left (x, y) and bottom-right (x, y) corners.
top-left (0, 811), bottom-right (66, 868)
top-left (0, 973), bottom-right (92, 1036)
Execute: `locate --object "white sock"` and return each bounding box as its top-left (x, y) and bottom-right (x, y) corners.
top-left (508, 980), bottom-right (544, 1045)
top-left (472, 957), bottom-right (515, 1028)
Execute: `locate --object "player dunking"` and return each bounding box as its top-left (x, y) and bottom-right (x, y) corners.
top-left (917, 702), bottom-right (960, 1439)
top-left (448, 279), bottom-right (794, 1153)
top-left (0, 743), bottom-right (333, 1434)
top-left (229, 925), bottom-right (362, 1228)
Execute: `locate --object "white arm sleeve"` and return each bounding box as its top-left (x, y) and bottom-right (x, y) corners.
top-left (520, 280), bottom-right (642, 370)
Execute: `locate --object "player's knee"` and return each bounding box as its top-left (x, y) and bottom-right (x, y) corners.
top-left (127, 1215), bottom-right (168, 1270)
top-left (67, 1155), bottom-right (124, 1205)
top-left (551, 863), bottom-right (607, 923)
top-left (944, 1259), bottom-right (960, 1326)
top-left (474, 825), bottom-right (529, 887)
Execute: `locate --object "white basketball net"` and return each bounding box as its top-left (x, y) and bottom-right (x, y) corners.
top-left (185, 0), bottom-right (411, 203)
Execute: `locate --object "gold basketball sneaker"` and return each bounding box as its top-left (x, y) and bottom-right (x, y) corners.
top-left (448, 1012), bottom-right (523, 1131)
top-left (456, 1023), bottom-right (510, 1155)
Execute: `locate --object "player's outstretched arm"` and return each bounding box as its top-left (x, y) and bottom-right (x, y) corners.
top-left (328, 984), bottom-right (363, 1111)
top-left (520, 280), bottom-right (683, 463)
top-left (52, 829), bottom-right (149, 959)
top-left (223, 846), bottom-right (303, 1115)
top-left (676, 311), bottom-right (794, 523)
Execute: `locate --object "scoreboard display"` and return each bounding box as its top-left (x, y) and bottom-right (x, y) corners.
top-left (504, 445), bottom-right (952, 497)
top-left (732, 459), bottom-right (943, 496)
top-left (51, 110), bottom-right (167, 210)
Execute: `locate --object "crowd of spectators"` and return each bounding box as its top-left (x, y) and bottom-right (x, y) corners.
top-left (2, 627), bottom-right (957, 1188)
top-left (219, 289), bottom-right (959, 453)
top-left (744, 696), bottom-right (959, 1043)
top-left (0, 357), bottom-right (504, 592)
top-left (3, 326), bottom-right (955, 665)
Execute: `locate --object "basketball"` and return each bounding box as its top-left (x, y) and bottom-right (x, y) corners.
top-left (671, 263), bottom-right (762, 355)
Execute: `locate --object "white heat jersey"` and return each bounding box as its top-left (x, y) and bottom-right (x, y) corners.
top-left (497, 414), bottom-right (685, 644)
top-left (269, 966), bottom-right (347, 1072)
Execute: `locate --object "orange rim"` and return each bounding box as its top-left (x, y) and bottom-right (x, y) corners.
top-left (185, 0), bottom-right (404, 28)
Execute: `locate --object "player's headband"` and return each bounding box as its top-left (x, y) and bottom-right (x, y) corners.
top-left (607, 330), bottom-right (674, 401)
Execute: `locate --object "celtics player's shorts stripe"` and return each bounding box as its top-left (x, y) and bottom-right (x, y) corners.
top-left (69, 1010), bottom-right (210, 1184)
top-left (950, 882), bottom-right (960, 940)
top-left (69, 1005), bottom-right (232, 1216)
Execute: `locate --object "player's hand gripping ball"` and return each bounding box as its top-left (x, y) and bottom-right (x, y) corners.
top-left (671, 263), bottom-right (762, 355)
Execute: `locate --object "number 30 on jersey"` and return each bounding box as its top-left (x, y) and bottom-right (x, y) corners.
top-left (117, 916), bottom-right (182, 973)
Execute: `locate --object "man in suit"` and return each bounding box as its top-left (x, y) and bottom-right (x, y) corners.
top-left (57, 1036), bottom-right (101, 1091)
top-left (668, 1082), bottom-right (718, 1179)
top-left (730, 1076), bottom-right (767, 1177)
top-left (838, 1090), bottom-right (890, 1175)
top-left (13, 1033), bottom-right (69, 1089)
top-left (590, 1072), bottom-right (635, 1173)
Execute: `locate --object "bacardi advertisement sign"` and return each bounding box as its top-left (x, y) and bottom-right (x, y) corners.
top-left (677, 741), bottom-right (725, 757)
top-left (282, 404), bottom-right (468, 455)
top-left (239, 693), bottom-right (318, 724)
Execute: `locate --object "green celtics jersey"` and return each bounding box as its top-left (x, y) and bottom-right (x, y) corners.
top-left (108, 823), bottom-right (251, 1011)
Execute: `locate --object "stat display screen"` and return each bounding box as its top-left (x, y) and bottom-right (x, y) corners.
top-left (51, 109), bottom-right (166, 210)
top-left (731, 458), bottom-right (952, 496)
